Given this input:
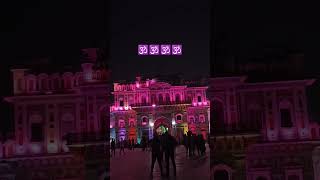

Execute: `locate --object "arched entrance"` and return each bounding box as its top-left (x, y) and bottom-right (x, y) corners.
top-left (154, 117), bottom-right (171, 135)
top-left (214, 170), bottom-right (229, 180)
top-left (212, 164), bottom-right (232, 180)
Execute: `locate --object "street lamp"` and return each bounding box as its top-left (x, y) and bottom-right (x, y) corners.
top-left (149, 122), bottom-right (154, 139)
top-left (149, 122), bottom-right (154, 127)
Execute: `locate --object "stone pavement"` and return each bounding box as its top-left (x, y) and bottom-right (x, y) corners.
top-left (110, 144), bottom-right (210, 180)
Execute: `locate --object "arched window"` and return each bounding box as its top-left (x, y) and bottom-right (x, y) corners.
top-left (28, 80), bottom-right (34, 91)
top-left (176, 114), bottom-right (182, 121)
top-left (159, 94), bottom-right (164, 104)
top-left (214, 170), bottom-right (229, 180)
top-left (129, 119), bottom-right (135, 127)
top-left (175, 94), bottom-right (181, 103)
top-left (165, 93), bottom-right (170, 103)
top-left (119, 98), bottom-right (124, 107)
top-left (197, 95), bottom-right (202, 102)
top-left (142, 117), bottom-right (148, 125)
top-left (53, 78), bottom-right (59, 89)
top-left (199, 115), bottom-right (205, 123)
top-left (119, 120), bottom-right (125, 128)
top-left (189, 116), bottom-right (195, 123)
top-left (41, 79), bottom-right (47, 90)
top-left (142, 96), bottom-right (147, 105)
top-left (151, 94), bottom-right (157, 104)
top-left (279, 100), bottom-right (293, 128)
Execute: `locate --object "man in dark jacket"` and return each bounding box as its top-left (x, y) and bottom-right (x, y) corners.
top-left (163, 131), bottom-right (177, 177)
top-left (150, 133), bottom-right (164, 177)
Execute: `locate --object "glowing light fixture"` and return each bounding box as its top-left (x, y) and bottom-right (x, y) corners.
top-left (152, 104), bottom-right (156, 107)
top-left (124, 106), bottom-right (129, 110)
top-left (119, 107), bottom-right (123, 110)
top-left (193, 102), bottom-right (197, 106)
top-left (203, 101), bottom-right (208, 105)
top-left (198, 102), bottom-right (202, 105)
top-left (149, 122), bottom-right (154, 127)
top-left (172, 120), bottom-right (176, 125)
top-left (110, 125), bottom-right (113, 128)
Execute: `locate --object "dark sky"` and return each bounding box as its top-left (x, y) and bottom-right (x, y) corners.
top-left (109, 0), bottom-right (210, 81)
top-left (1, 0), bottom-right (319, 132)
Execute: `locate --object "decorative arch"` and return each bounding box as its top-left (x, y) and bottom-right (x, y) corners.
top-left (212, 164), bottom-right (233, 180)
top-left (154, 116), bottom-right (171, 130)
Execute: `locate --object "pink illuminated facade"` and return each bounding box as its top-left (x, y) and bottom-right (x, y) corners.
top-left (110, 77), bottom-right (210, 144)
top-left (1, 48), bottom-right (111, 179)
top-left (209, 77), bottom-right (320, 180)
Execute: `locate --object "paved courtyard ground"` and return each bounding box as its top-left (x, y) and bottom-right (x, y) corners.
top-left (110, 144), bottom-right (210, 180)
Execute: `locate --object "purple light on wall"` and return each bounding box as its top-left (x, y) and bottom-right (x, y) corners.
top-left (172, 44), bottom-right (182, 55)
top-left (138, 44), bottom-right (148, 55)
top-left (161, 45), bottom-right (171, 55)
top-left (149, 44), bottom-right (160, 55)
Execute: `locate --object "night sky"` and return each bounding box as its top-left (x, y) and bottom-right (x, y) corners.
top-left (1, 1), bottom-right (319, 133)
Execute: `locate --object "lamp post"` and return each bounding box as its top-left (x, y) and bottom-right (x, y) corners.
top-left (149, 121), bottom-right (154, 139)
top-left (172, 119), bottom-right (176, 138)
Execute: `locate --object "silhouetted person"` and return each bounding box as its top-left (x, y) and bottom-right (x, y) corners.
top-left (163, 131), bottom-right (177, 177)
top-left (131, 138), bottom-right (135, 151)
top-left (200, 134), bottom-right (206, 155)
top-left (183, 134), bottom-right (188, 157)
top-left (111, 138), bottom-right (116, 157)
top-left (190, 133), bottom-right (195, 156)
top-left (142, 136), bottom-right (146, 151)
top-left (119, 138), bottom-right (125, 155)
top-left (187, 131), bottom-right (192, 157)
top-left (196, 134), bottom-right (201, 156)
top-left (150, 134), bottom-right (164, 177)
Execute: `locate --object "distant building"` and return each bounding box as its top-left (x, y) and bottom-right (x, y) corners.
top-left (110, 77), bottom-right (210, 144)
top-left (209, 76), bottom-right (320, 180)
top-left (2, 48), bottom-right (111, 179)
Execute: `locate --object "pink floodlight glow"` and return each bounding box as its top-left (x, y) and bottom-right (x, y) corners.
top-left (136, 83), bottom-right (140, 88)
top-left (124, 106), bottom-right (129, 110)
top-left (152, 104), bottom-right (156, 107)
top-left (193, 102), bottom-right (197, 106)
top-left (119, 107), bottom-right (123, 110)
top-left (198, 102), bottom-right (202, 105)
top-left (203, 101), bottom-right (208, 105)
top-left (114, 107), bottom-right (119, 111)
top-left (110, 125), bottom-right (113, 128)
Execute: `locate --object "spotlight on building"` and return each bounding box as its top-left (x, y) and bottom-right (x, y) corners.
top-left (172, 120), bottom-right (176, 125)
top-left (110, 125), bottom-right (113, 128)
top-left (152, 104), bottom-right (156, 107)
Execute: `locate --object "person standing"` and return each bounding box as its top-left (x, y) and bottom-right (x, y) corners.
top-left (131, 138), bottom-right (135, 151)
top-left (163, 131), bottom-right (177, 177)
top-left (119, 138), bottom-right (125, 155)
top-left (150, 134), bottom-right (164, 177)
top-left (111, 138), bottom-right (116, 157)
top-left (183, 134), bottom-right (188, 157)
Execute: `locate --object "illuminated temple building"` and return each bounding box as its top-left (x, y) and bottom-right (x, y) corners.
top-left (1, 48), bottom-right (111, 179)
top-left (110, 77), bottom-right (210, 143)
